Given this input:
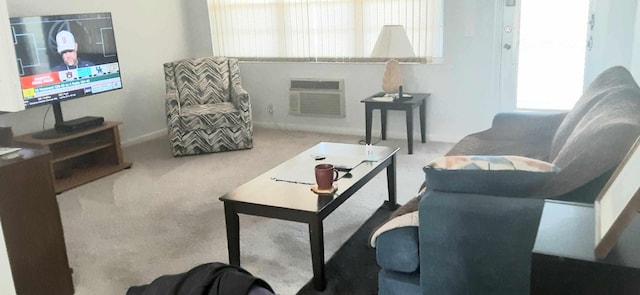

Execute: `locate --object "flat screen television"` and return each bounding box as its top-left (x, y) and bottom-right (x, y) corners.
top-left (9, 12), bottom-right (122, 138)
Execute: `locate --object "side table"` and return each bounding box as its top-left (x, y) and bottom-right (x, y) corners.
top-left (361, 93), bottom-right (429, 154)
top-left (0, 149), bottom-right (74, 294)
top-left (531, 200), bottom-right (640, 294)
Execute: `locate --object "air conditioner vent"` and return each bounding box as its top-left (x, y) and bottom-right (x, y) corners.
top-left (289, 78), bottom-right (345, 118)
top-left (291, 80), bottom-right (341, 91)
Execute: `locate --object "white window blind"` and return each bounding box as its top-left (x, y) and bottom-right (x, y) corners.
top-left (208, 0), bottom-right (442, 63)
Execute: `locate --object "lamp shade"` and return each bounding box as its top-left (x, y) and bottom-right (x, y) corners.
top-left (371, 25), bottom-right (416, 58)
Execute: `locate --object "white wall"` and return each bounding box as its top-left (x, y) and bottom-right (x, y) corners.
top-left (584, 0), bottom-right (639, 84)
top-left (235, 0), bottom-right (502, 143)
top-left (0, 0), bottom-right (23, 112)
top-left (0, 0), bottom-right (637, 145)
top-left (0, 0), bottom-right (502, 145)
top-left (632, 1), bottom-right (640, 80)
top-left (0, 0), bottom-right (211, 144)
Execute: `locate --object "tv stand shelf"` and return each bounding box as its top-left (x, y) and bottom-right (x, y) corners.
top-left (13, 121), bottom-right (131, 193)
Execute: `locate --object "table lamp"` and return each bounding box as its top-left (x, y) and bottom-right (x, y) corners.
top-left (370, 25), bottom-right (416, 95)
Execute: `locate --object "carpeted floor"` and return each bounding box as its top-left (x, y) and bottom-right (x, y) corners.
top-left (296, 203), bottom-right (394, 295)
top-left (56, 126), bottom-right (453, 295)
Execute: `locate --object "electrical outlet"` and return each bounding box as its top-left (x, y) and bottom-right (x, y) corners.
top-left (268, 104), bottom-right (274, 115)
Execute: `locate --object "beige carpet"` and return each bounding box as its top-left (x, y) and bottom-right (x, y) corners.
top-left (56, 126), bottom-right (453, 295)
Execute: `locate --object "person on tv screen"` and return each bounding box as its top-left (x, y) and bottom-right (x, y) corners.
top-left (50, 30), bottom-right (95, 72)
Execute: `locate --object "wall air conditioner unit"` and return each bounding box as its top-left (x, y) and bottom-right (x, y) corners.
top-left (289, 78), bottom-right (345, 118)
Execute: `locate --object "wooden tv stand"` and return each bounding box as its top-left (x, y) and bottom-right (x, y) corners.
top-left (13, 121), bottom-right (131, 193)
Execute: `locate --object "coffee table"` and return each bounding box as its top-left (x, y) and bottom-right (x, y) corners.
top-left (219, 142), bottom-right (399, 291)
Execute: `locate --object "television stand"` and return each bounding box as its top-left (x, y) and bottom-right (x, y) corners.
top-left (31, 128), bottom-right (73, 140)
top-left (13, 121), bottom-right (131, 193)
top-left (32, 116), bottom-right (106, 139)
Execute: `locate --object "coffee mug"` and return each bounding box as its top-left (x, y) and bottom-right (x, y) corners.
top-left (315, 163), bottom-right (339, 190)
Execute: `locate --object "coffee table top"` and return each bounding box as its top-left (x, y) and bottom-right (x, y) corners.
top-left (219, 142), bottom-right (398, 213)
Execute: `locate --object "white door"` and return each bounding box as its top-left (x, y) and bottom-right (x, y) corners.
top-left (499, 0), bottom-right (590, 111)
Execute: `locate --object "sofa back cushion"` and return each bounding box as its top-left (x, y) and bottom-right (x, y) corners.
top-left (545, 66), bottom-right (640, 197)
top-left (550, 66), bottom-right (638, 159)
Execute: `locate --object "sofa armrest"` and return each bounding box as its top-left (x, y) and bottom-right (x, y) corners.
top-left (447, 111), bottom-right (567, 160)
top-left (418, 190), bottom-right (544, 295)
top-left (376, 227), bottom-right (420, 273)
top-left (490, 111), bottom-right (567, 133)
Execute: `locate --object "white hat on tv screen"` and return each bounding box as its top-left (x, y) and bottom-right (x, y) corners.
top-left (56, 30), bottom-right (76, 53)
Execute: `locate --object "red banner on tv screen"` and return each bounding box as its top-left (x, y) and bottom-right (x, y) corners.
top-left (20, 73), bottom-right (61, 89)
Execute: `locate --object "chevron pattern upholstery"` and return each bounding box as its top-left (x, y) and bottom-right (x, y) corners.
top-left (164, 57), bottom-right (253, 156)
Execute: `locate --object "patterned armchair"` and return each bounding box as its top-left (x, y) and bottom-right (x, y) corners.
top-left (163, 57), bottom-right (253, 156)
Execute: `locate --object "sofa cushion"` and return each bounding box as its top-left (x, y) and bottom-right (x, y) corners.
top-left (423, 155), bottom-right (560, 197)
top-left (545, 66), bottom-right (640, 197)
top-left (550, 66), bottom-right (639, 160)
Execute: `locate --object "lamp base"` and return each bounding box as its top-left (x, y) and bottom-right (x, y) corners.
top-left (381, 59), bottom-right (403, 93)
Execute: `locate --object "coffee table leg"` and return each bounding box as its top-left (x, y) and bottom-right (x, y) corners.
top-left (384, 154), bottom-right (399, 210)
top-left (224, 202), bottom-right (241, 266)
top-left (309, 216), bottom-right (326, 291)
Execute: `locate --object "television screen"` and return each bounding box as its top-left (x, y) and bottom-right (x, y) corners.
top-left (9, 12), bottom-right (122, 109)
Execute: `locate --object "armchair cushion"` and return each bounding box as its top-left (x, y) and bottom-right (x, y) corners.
top-left (179, 103), bottom-right (250, 130)
top-left (424, 155), bottom-right (560, 197)
top-left (173, 57), bottom-right (231, 106)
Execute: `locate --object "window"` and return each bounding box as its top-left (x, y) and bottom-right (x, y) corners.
top-left (208, 0), bottom-right (443, 63)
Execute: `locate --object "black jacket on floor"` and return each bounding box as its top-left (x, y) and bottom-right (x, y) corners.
top-left (126, 262), bottom-right (274, 295)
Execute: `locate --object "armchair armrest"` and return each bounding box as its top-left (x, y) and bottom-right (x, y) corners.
top-left (231, 85), bottom-right (252, 119)
top-left (164, 78), bottom-right (180, 134)
top-left (447, 111), bottom-right (567, 160)
top-left (418, 190), bottom-right (544, 295)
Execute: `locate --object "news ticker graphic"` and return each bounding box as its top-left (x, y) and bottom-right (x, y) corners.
top-left (20, 62), bottom-right (121, 100)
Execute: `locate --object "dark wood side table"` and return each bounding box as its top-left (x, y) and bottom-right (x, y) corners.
top-left (0, 149), bottom-right (74, 294)
top-left (361, 93), bottom-right (429, 154)
top-left (531, 200), bottom-right (640, 294)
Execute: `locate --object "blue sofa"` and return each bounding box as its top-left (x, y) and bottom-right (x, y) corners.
top-left (375, 66), bottom-right (640, 294)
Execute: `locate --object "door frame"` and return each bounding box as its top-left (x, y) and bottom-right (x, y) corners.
top-left (497, 0), bottom-right (522, 112)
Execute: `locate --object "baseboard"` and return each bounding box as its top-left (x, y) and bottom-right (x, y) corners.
top-left (121, 124), bottom-right (459, 148)
top-left (253, 122), bottom-right (364, 137)
top-left (121, 128), bottom-right (167, 148)
top-left (253, 121), bottom-right (459, 143)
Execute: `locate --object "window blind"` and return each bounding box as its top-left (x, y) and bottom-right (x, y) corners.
top-left (208, 0), bottom-right (442, 63)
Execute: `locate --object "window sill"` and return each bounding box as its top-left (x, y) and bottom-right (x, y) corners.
top-left (233, 56), bottom-right (443, 64)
